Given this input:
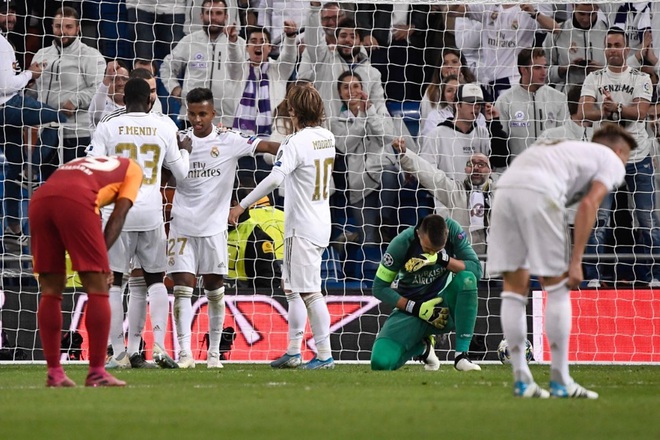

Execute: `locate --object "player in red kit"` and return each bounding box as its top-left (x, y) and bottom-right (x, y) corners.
top-left (29, 155), bottom-right (143, 387)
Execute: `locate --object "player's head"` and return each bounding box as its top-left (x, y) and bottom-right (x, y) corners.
top-left (518, 47), bottom-right (547, 90)
top-left (53, 6), bottom-right (79, 48)
top-left (286, 83), bottom-right (325, 130)
top-left (605, 27), bottom-right (629, 67)
top-left (186, 87), bottom-right (216, 137)
top-left (417, 215), bottom-right (448, 255)
top-left (592, 123), bottom-right (637, 164)
top-left (123, 78), bottom-right (152, 112)
top-left (130, 68), bottom-right (158, 108)
top-left (465, 153), bottom-right (491, 186)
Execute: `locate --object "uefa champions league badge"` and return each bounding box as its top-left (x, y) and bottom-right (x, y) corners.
top-left (457, 231), bottom-right (467, 241)
top-left (382, 252), bottom-right (394, 267)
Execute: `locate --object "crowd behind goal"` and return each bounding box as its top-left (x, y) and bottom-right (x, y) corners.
top-left (3, 0), bottom-right (660, 289)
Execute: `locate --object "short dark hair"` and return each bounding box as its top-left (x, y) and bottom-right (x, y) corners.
top-left (606, 27), bottom-right (629, 46)
top-left (129, 67), bottom-right (154, 80)
top-left (201, 0), bottom-right (227, 9)
top-left (592, 123), bottom-right (638, 151)
top-left (518, 47), bottom-right (546, 68)
top-left (1, 1), bottom-right (17, 13)
top-left (123, 78), bottom-right (151, 107)
top-left (566, 86), bottom-right (581, 116)
top-left (419, 215), bottom-right (448, 249)
top-left (245, 26), bottom-right (271, 43)
top-left (335, 18), bottom-right (360, 40)
top-left (55, 6), bottom-right (79, 21)
top-left (186, 87), bottom-right (214, 105)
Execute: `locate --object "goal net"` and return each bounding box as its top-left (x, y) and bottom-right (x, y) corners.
top-left (0, 0), bottom-right (658, 364)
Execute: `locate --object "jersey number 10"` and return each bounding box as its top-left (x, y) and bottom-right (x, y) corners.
top-left (312, 158), bottom-right (334, 202)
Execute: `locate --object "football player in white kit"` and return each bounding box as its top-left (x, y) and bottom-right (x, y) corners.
top-left (487, 124), bottom-right (637, 399)
top-left (168, 88), bottom-right (279, 368)
top-left (87, 78), bottom-right (191, 369)
top-left (229, 84), bottom-right (336, 369)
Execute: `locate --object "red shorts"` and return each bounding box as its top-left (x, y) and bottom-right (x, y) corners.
top-left (29, 196), bottom-right (109, 274)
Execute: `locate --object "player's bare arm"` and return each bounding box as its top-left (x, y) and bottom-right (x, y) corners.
top-left (256, 140), bottom-right (280, 155)
top-left (103, 197), bottom-right (133, 249)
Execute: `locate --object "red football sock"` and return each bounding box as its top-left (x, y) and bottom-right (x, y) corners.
top-left (38, 295), bottom-right (63, 370)
top-left (85, 294), bottom-right (111, 373)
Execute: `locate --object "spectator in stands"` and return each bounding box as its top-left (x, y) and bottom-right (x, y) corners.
top-left (89, 63), bottom-right (165, 133)
top-left (601, 2), bottom-right (650, 60)
top-left (355, 2), bottom-right (432, 102)
top-left (226, 23), bottom-right (298, 134)
top-left (30, 6), bottom-right (105, 166)
top-left (579, 27), bottom-right (660, 286)
top-left (450, 3), bottom-right (559, 100)
top-left (539, 86), bottom-right (593, 143)
top-left (255, 0), bottom-right (308, 52)
top-left (420, 83), bottom-right (506, 183)
top-left (393, 138), bottom-right (494, 256)
top-left (185, 0), bottom-right (240, 35)
top-left (331, 71), bottom-right (400, 246)
top-left (544, 3), bottom-right (607, 93)
top-left (495, 48), bottom-right (568, 165)
top-left (297, 2), bottom-right (345, 81)
top-left (0, 2), bottom-right (66, 249)
top-left (161, 0), bottom-right (245, 128)
top-left (0, 1), bottom-right (16, 34)
top-left (301, 3), bottom-right (388, 119)
top-left (126, 0), bottom-right (186, 62)
top-left (420, 75), bottom-right (459, 138)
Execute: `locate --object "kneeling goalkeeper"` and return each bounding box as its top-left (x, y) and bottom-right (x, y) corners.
top-left (371, 214), bottom-right (482, 371)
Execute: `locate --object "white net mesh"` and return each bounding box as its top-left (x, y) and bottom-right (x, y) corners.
top-left (0, 1), bottom-right (658, 364)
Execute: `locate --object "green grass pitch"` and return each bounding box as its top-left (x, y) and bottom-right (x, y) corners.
top-left (1, 364), bottom-right (658, 440)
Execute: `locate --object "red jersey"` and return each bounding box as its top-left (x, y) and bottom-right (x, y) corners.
top-left (32, 156), bottom-right (143, 213)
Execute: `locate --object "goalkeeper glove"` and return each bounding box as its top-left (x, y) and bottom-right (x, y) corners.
top-left (404, 250), bottom-right (450, 272)
top-left (405, 297), bottom-right (449, 329)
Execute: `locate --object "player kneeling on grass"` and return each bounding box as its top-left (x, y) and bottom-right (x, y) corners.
top-left (29, 155), bottom-right (143, 387)
top-left (370, 214), bottom-right (482, 372)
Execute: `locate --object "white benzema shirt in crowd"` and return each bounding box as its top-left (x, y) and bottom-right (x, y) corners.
top-left (171, 127), bottom-right (260, 237)
top-left (87, 111), bottom-right (190, 231)
top-left (495, 139), bottom-right (626, 207)
top-left (581, 66), bottom-right (653, 162)
top-left (272, 126), bottom-right (335, 247)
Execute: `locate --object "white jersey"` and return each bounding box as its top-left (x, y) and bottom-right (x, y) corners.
top-left (171, 127), bottom-right (260, 236)
top-left (582, 67), bottom-right (652, 161)
top-left (495, 139), bottom-right (626, 207)
top-left (87, 111), bottom-right (190, 231)
top-left (467, 4), bottom-right (539, 84)
top-left (273, 126), bottom-right (335, 247)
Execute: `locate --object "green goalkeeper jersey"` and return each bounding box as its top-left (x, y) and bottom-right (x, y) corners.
top-left (372, 218), bottom-right (482, 307)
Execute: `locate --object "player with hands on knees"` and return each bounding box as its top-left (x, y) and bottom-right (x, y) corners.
top-left (370, 214), bottom-right (483, 372)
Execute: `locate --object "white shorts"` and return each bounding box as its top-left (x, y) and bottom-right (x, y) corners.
top-left (108, 227), bottom-right (167, 274)
top-left (166, 225), bottom-right (229, 276)
top-left (486, 188), bottom-right (569, 277)
top-left (282, 236), bottom-right (323, 293)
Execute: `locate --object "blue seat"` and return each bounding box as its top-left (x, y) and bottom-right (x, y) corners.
top-left (387, 101), bottom-right (421, 138)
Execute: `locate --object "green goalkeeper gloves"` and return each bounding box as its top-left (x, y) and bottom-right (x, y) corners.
top-left (405, 297), bottom-right (449, 329)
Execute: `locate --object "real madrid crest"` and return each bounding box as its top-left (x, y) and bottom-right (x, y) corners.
top-left (211, 146), bottom-right (219, 158)
top-left (512, 19), bottom-right (519, 30)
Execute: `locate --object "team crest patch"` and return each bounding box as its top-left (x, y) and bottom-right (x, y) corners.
top-left (457, 231), bottom-right (467, 241)
top-left (511, 19), bottom-right (519, 30)
top-left (168, 257), bottom-right (175, 266)
top-left (644, 82), bottom-right (651, 92)
top-left (210, 146), bottom-right (219, 158)
top-left (382, 252), bottom-right (394, 267)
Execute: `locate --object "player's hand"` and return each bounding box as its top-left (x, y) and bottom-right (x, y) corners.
top-left (405, 253), bottom-right (438, 272)
top-left (228, 205), bottom-right (245, 226)
top-left (28, 62), bottom-right (44, 80)
top-left (407, 297), bottom-right (449, 329)
top-left (567, 262), bottom-right (583, 290)
top-left (178, 135), bottom-right (192, 153)
top-left (392, 137), bottom-right (406, 154)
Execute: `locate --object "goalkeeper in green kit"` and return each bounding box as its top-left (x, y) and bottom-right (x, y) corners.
top-left (370, 214), bottom-right (482, 371)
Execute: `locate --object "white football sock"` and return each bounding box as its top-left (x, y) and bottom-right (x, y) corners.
top-left (126, 277), bottom-right (148, 355)
top-left (173, 286), bottom-right (194, 355)
top-left (286, 292), bottom-right (306, 355)
top-left (500, 291), bottom-right (533, 383)
top-left (205, 287), bottom-right (226, 354)
top-left (108, 284), bottom-right (126, 356)
top-left (303, 292), bottom-right (332, 361)
top-left (544, 280), bottom-right (572, 386)
top-left (148, 282), bottom-right (170, 349)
